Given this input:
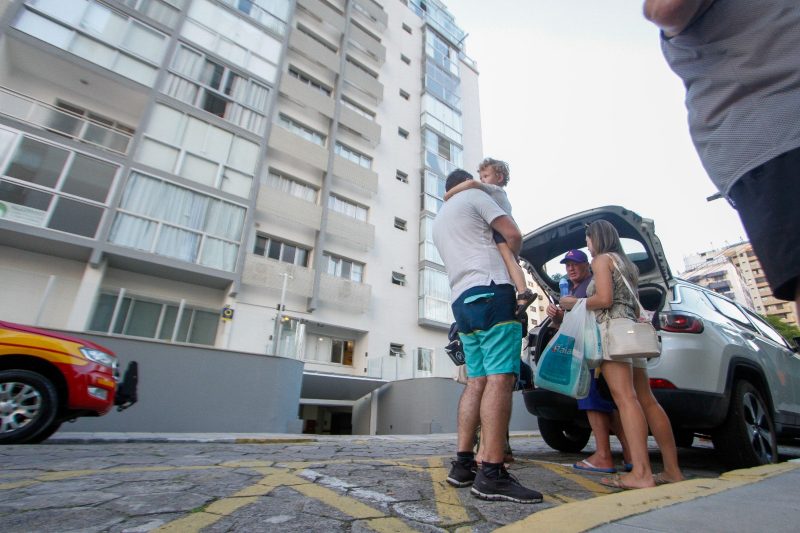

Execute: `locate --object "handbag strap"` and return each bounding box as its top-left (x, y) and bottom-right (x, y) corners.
top-left (606, 253), bottom-right (646, 319)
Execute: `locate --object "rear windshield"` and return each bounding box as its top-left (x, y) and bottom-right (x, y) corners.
top-left (542, 238), bottom-right (648, 282)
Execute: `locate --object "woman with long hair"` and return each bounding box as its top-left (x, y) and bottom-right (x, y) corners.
top-left (560, 220), bottom-right (683, 489)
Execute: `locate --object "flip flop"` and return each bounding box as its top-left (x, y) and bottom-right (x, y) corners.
top-left (620, 463), bottom-right (633, 473)
top-left (599, 475), bottom-right (636, 490)
top-left (573, 459), bottom-right (617, 474)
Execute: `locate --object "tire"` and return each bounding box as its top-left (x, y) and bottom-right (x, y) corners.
top-left (712, 380), bottom-right (778, 467)
top-left (0, 370), bottom-right (59, 445)
top-left (26, 420), bottom-right (63, 444)
top-left (673, 429), bottom-right (695, 448)
top-left (538, 417), bottom-right (591, 453)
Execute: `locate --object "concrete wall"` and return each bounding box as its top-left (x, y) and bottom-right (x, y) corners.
top-left (59, 333), bottom-right (304, 434)
top-left (352, 378), bottom-right (538, 435)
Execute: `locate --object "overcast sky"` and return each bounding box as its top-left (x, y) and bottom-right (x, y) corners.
top-left (448, 0), bottom-right (747, 274)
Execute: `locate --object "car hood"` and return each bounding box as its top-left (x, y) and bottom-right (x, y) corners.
top-left (519, 206), bottom-right (672, 300)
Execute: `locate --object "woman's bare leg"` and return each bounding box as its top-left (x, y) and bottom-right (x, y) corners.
top-left (633, 367), bottom-right (684, 482)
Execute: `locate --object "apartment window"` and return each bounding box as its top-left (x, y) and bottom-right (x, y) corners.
top-left (217, 0), bottom-right (290, 36)
top-left (277, 114), bottom-right (326, 146)
top-left (417, 348), bottom-right (433, 372)
top-left (0, 130), bottom-right (118, 238)
top-left (422, 170), bottom-right (445, 214)
top-left (402, 23), bottom-right (412, 34)
top-left (50, 101), bottom-right (135, 154)
top-left (389, 343), bottom-right (405, 357)
top-left (265, 171), bottom-right (317, 202)
top-left (305, 335), bottom-right (354, 365)
top-left (392, 272), bottom-right (406, 286)
top-left (399, 89), bottom-right (410, 100)
top-left (328, 194), bottom-right (367, 221)
top-left (89, 291), bottom-right (217, 345)
top-left (342, 97), bottom-right (376, 120)
top-left (334, 142), bottom-right (372, 169)
top-left (288, 66), bottom-right (332, 96)
top-left (396, 170), bottom-right (409, 183)
top-left (164, 44), bottom-right (271, 134)
top-left (401, 54), bottom-right (411, 65)
top-left (425, 59), bottom-right (460, 108)
top-left (394, 217), bottom-right (407, 231)
top-left (323, 252), bottom-right (364, 282)
top-left (108, 172), bottom-right (245, 271)
top-left (13, 1), bottom-right (168, 86)
top-left (398, 127), bottom-right (409, 139)
top-left (253, 235), bottom-right (309, 266)
top-left (121, 0), bottom-right (186, 29)
top-left (419, 266), bottom-right (451, 323)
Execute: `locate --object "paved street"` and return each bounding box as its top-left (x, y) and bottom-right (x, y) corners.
top-left (1, 433), bottom-right (799, 532)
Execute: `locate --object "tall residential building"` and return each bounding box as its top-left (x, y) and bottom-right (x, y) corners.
top-left (0, 0), bottom-right (483, 412)
top-left (682, 242), bottom-right (798, 327)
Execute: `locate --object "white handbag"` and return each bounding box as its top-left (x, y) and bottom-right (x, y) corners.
top-left (601, 255), bottom-right (661, 360)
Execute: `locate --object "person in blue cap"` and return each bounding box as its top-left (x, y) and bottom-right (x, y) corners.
top-left (547, 249), bottom-right (631, 474)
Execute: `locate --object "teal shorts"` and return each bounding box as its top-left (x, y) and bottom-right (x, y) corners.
top-left (452, 283), bottom-right (521, 378)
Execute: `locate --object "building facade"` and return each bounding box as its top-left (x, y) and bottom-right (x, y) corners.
top-left (0, 0), bottom-right (489, 430)
top-left (682, 242), bottom-right (798, 327)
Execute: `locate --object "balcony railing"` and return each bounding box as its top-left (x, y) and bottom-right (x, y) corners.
top-left (241, 255), bottom-right (315, 297)
top-left (332, 155), bottom-right (379, 194)
top-left (319, 273), bottom-right (370, 311)
top-left (0, 86), bottom-right (132, 155)
top-left (326, 211), bottom-right (375, 250)
top-left (257, 188), bottom-right (323, 230)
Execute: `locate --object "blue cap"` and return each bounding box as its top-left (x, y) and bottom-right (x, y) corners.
top-left (560, 249), bottom-right (588, 264)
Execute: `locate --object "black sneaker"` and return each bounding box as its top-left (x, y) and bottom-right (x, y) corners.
top-left (447, 460), bottom-right (477, 487)
top-left (470, 468), bottom-right (543, 503)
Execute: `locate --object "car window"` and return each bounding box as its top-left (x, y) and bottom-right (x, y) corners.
top-left (672, 285), bottom-right (719, 320)
top-left (542, 238), bottom-right (647, 282)
top-left (744, 310), bottom-right (791, 349)
top-left (705, 292), bottom-right (757, 331)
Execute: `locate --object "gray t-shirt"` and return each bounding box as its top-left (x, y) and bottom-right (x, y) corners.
top-left (432, 189), bottom-right (513, 302)
top-left (478, 182), bottom-right (513, 216)
top-left (661, 0), bottom-right (800, 196)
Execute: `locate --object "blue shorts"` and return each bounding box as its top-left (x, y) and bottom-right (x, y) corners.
top-left (576, 372), bottom-right (615, 413)
top-left (452, 283), bottom-right (521, 378)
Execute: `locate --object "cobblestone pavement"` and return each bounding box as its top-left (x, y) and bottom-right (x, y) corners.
top-left (1, 433), bottom-right (798, 532)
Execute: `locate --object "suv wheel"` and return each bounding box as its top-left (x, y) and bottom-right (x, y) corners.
top-left (0, 370), bottom-right (59, 445)
top-left (538, 418), bottom-right (590, 453)
top-left (712, 380), bottom-right (778, 467)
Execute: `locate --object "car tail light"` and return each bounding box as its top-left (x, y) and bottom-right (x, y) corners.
top-left (658, 311), bottom-right (704, 333)
top-left (649, 378), bottom-right (677, 389)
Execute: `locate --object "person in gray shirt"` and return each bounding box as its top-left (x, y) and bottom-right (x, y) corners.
top-left (433, 169), bottom-right (542, 504)
top-left (644, 0), bottom-right (800, 319)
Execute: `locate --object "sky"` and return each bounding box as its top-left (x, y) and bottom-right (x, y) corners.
top-left (448, 0), bottom-right (748, 274)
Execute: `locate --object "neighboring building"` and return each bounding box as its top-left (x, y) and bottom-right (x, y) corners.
top-left (0, 0), bottom-right (485, 432)
top-left (682, 242), bottom-right (798, 327)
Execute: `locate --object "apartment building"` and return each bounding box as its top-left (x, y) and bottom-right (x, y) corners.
top-left (682, 242), bottom-right (798, 327)
top-left (0, 0), bottom-right (486, 430)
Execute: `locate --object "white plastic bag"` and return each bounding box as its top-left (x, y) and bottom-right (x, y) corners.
top-left (534, 300), bottom-right (590, 399)
top-left (580, 302), bottom-right (603, 368)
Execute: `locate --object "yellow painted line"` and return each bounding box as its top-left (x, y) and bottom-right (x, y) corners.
top-left (153, 512), bottom-right (219, 533)
top-left (234, 438), bottom-right (316, 444)
top-left (531, 460), bottom-right (613, 494)
top-left (426, 457), bottom-right (471, 525)
top-left (292, 478), bottom-right (385, 519)
top-left (497, 462), bottom-right (800, 533)
top-left (220, 460), bottom-right (274, 468)
top-left (0, 480), bottom-right (38, 490)
top-left (362, 516), bottom-right (418, 532)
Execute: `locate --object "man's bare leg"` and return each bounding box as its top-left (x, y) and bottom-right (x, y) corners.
top-left (478, 373), bottom-right (516, 463)
top-left (457, 377), bottom-right (486, 453)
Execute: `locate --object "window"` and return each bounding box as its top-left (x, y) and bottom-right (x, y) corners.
top-left (398, 127), bottom-right (409, 139)
top-left (334, 142), bottom-right (372, 168)
top-left (137, 104), bottom-right (259, 197)
top-left (396, 170), bottom-right (409, 183)
top-left (0, 130), bottom-right (118, 238)
top-left (323, 252), bottom-right (364, 282)
top-left (277, 114), bottom-right (326, 146)
top-left (394, 217), bottom-right (407, 231)
top-left (419, 267), bottom-right (451, 323)
top-left (342, 97), bottom-right (375, 120)
top-left (121, 0), bottom-right (187, 29)
top-left (265, 171), bottom-right (317, 202)
top-left (164, 44), bottom-right (271, 134)
top-left (328, 194), bottom-right (367, 221)
top-left (305, 335), bottom-right (354, 365)
top-left (417, 348), bottom-right (433, 372)
top-left (108, 172), bottom-right (245, 271)
top-left (401, 54), bottom-right (411, 65)
top-left (389, 343), bottom-right (405, 357)
top-left (392, 271), bottom-right (406, 286)
top-left (296, 23), bottom-right (338, 52)
top-left (217, 0), bottom-right (290, 36)
top-left (50, 101), bottom-right (135, 154)
top-left (399, 89), bottom-right (410, 100)
top-left (706, 293), bottom-right (756, 330)
top-left (253, 235), bottom-right (309, 266)
top-left (402, 23), bottom-right (412, 34)
top-left (88, 291), bottom-right (218, 345)
top-left (288, 66), bottom-right (333, 96)
top-left (345, 56), bottom-right (378, 79)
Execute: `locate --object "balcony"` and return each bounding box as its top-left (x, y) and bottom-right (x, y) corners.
top-left (268, 126), bottom-right (329, 172)
top-left (279, 75), bottom-right (336, 119)
top-left (319, 273), bottom-right (371, 311)
top-left (344, 62), bottom-right (383, 103)
top-left (297, 0), bottom-right (346, 32)
top-left (0, 86), bottom-right (132, 155)
top-left (257, 188), bottom-right (322, 230)
top-left (333, 155), bottom-right (378, 194)
top-left (349, 24), bottom-right (386, 65)
top-left (354, 0), bottom-right (388, 30)
top-left (326, 211), bottom-right (374, 250)
top-left (289, 30), bottom-right (340, 74)
top-left (339, 106), bottom-right (381, 146)
top-left (242, 255), bottom-right (315, 297)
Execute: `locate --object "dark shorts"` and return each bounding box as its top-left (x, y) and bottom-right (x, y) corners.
top-left (576, 372), bottom-right (615, 413)
top-left (729, 146), bottom-right (800, 301)
top-left (452, 283), bottom-right (521, 378)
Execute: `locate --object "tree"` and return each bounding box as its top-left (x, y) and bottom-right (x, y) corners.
top-left (763, 315), bottom-right (800, 345)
